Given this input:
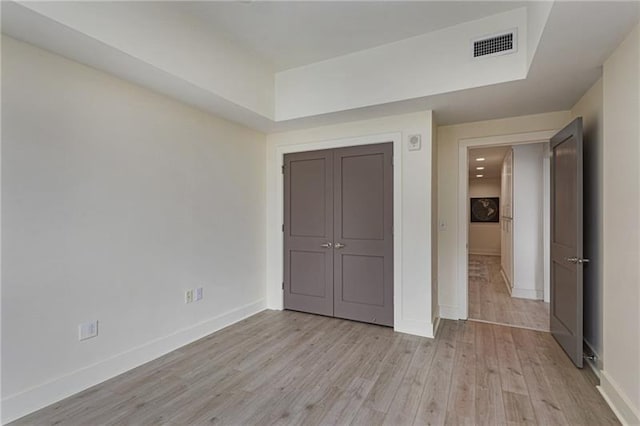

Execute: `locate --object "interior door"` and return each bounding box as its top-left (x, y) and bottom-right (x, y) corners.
top-left (283, 149), bottom-right (334, 316)
top-left (283, 143), bottom-right (394, 327)
top-left (550, 117), bottom-right (585, 368)
top-left (333, 143), bottom-right (394, 326)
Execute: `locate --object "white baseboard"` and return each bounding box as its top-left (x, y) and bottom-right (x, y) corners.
top-left (432, 316), bottom-right (442, 337)
top-left (1, 299), bottom-right (267, 425)
top-left (510, 287), bottom-right (543, 300)
top-left (395, 318), bottom-right (437, 338)
top-left (500, 269), bottom-right (513, 295)
top-left (439, 304), bottom-right (460, 320)
top-left (469, 250), bottom-right (500, 256)
top-left (598, 370), bottom-right (640, 425)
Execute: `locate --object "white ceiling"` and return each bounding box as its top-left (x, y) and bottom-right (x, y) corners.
top-left (3, 1), bottom-right (639, 131)
top-left (179, 1), bottom-right (527, 70)
top-left (468, 146), bottom-right (510, 180)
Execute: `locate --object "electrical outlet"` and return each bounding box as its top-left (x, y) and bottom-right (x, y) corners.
top-left (185, 289), bottom-right (194, 303)
top-left (78, 320), bottom-right (98, 341)
top-left (195, 287), bottom-right (203, 301)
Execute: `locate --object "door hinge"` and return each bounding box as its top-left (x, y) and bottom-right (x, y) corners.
top-left (281, 164), bottom-right (285, 174)
top-left (282, 282), bottom-right (284, 290)
top-left (282, 224), bottom-right (285, 232)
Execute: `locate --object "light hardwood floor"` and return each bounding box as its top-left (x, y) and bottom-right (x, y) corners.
top-left (12, 310), bottom-right (617, 425)
top-left (469, 255), bottom-right (550, 331)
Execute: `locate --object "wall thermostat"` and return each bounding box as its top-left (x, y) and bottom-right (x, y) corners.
top-left (408, 134), bottom-right (422, 151)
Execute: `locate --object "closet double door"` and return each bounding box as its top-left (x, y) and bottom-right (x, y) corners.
top-left (283, 143), bottom-right (394, 327)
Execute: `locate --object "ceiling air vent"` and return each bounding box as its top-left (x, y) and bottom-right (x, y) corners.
top-left (472, 30), bottom-right (517, 58)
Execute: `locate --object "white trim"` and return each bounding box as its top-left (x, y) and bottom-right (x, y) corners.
top-left (457, 130), bottom-right (556, 320)
top-left (467, 318), bottom-right (548, 332)
top-left (1, 299), bottom-right (266, 425)
top-left (469, 250), bottom-right (500, 256)
top-left (432, 316), bottom-right (442, 337)
top-left (271, 133), bottom-right (404, 332)
top-left (439, 304), bottom-right (461, 320)
top-left (395, 318), bottom-right (435, 338)
top-left (542, 143), bottom-right (551, 303)
top-left (500, 269), bottom-right (513, 295)
top-left (510, 287), bottom-right (543, 300)
top-left (598, 370), bottom-right (640, 426)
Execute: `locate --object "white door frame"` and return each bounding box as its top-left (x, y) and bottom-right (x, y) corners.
top-left (457, 130), bottom-right (556, 319)
top-left (273, 132), bottom-right (404, 328)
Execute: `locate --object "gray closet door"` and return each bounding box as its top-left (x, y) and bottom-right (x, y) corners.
top-left (550, 118), bottom-right (584, 368)
top-left (333, 143), bottom-right (394, 326)
top-left (283, 149), bottom-right (334, 316)
top-left (283, 143), bottom-right (394, 327)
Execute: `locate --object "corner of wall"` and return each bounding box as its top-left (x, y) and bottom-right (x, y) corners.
top-left (598, 370), bottom-right (640, 426)
top-left (1, 300), bottom-right (266, 424)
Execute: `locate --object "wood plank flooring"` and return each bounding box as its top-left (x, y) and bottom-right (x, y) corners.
top-left (11, 310), bottom-right (617, 426)
top-left (469, 255), bottom-right (550, 331)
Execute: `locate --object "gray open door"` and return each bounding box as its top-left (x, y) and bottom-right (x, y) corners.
top-left (550, 117), bottom-right (585, 368)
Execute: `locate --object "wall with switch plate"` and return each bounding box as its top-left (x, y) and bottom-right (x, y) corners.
top-left (1, 36), bottom-right (267, 423)
top-left (436, 110), bottom-right (571, 319)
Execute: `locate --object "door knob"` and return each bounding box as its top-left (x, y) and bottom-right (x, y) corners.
top-left (320, 242), bottom-right (333, 248)
top-left (334, 243), bottom-right (345, 249)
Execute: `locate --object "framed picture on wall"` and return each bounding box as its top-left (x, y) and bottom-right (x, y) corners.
top-left (470, 197), bottom-right (500, 222)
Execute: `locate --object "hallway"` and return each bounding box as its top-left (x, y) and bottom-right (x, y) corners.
top-left (469, 255), bottom-right (550, 331)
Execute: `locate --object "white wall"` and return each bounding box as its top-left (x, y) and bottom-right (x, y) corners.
top-left (601, 23), bottom-right (640, 425)
top-left (468, 178), bottom-right (501, 256)
top-left (275, 8), bottom-right (528, 120)
top-left (265, 112), bottom-right (436, 338)
top-left (13, 2), bottom-right (275, 119)
top-left (512, 143), bottom-right (545, 300)
top-left (437, 111), bottom-right (570, 319)
top-left (571, 78), bottom-right (604, 366)
top-left (1, 37), bottom-right (267, 423)
top-left (431, 116), bottom-right (439, 325)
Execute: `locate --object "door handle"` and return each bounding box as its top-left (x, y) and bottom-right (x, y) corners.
top-left (320, 242), bottom-right (333, 248)
top-left (567, 257), bottom-right (590, 264)
top-left (334, 243), bottom-right (345, 249)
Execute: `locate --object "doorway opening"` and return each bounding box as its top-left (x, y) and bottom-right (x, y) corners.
top-left (467, 144), bottom-right (550, 331)
top-left (457, 130), bottom-right (556, 332)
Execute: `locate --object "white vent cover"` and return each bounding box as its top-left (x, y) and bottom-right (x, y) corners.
top-left (472, 30), bottom-right (517, 58)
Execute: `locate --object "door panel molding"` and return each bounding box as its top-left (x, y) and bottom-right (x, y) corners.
top-left (284, 149), bottom-right (334, 316)
top-left (333, 143), bottom-right (394, 326)
top-left (550, 117), bottom-right (584, 368)
top-left (273, 133), bottom-right (406, 332)
top-left (284, 143), bottom-right (394, 326)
